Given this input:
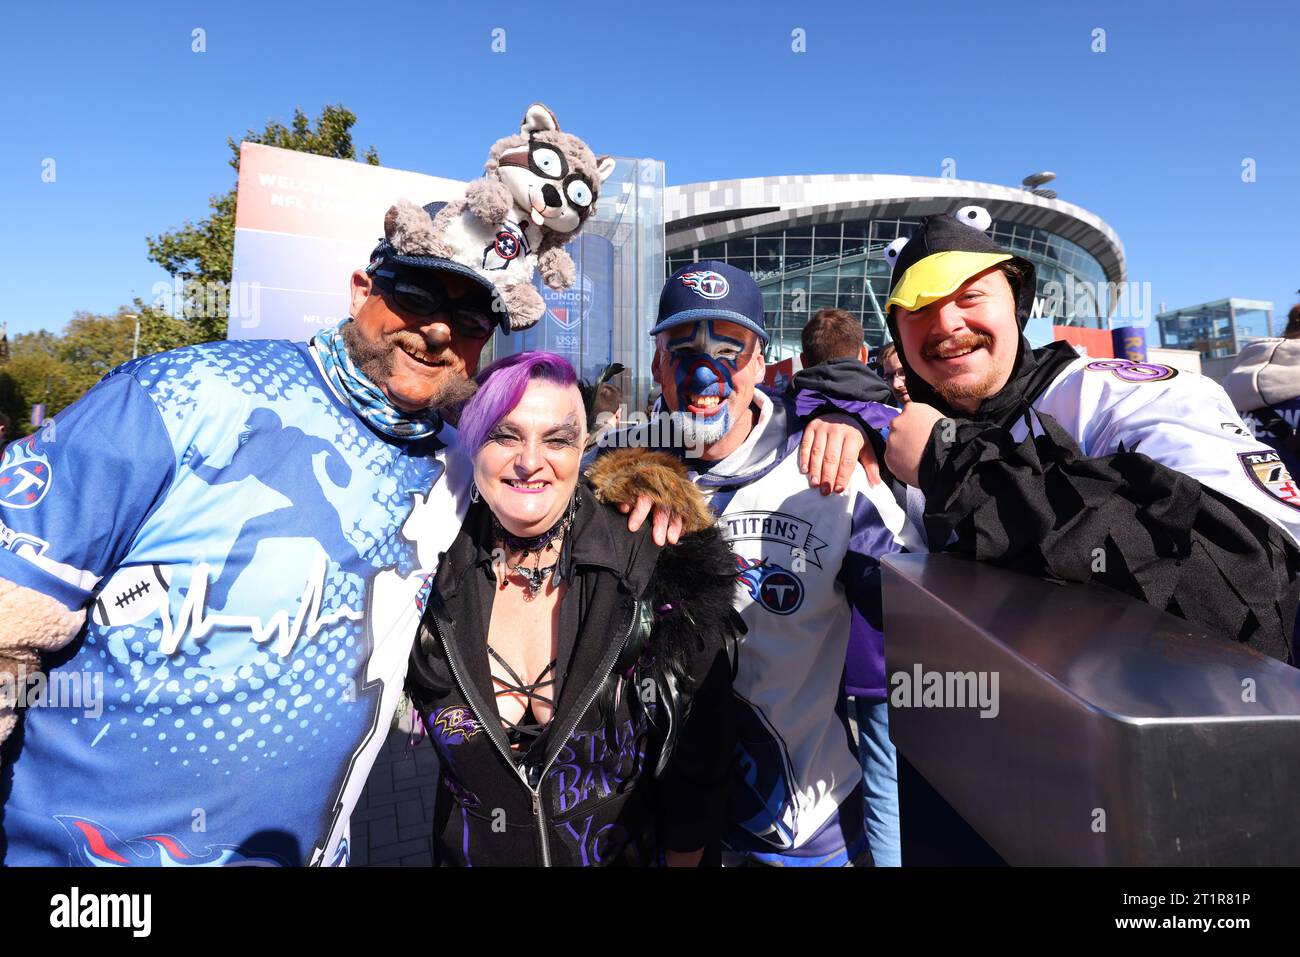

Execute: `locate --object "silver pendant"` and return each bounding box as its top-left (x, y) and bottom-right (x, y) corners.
top-left (509, 562), bottom-right (556, 599)
top-left (518, 564), bottom-right (550, 596)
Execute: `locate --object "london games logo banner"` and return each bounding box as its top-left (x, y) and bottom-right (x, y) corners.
top-left (544, 273), bottom-right (593, 334)
top-left (497, 233), bottom-right (615, 383)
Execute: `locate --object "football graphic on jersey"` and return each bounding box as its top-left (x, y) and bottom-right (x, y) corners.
top-left (92, 564), bottom-right (172, 627)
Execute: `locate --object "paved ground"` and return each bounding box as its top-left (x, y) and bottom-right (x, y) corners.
top-left (348, 729), bottom-right (438, 866)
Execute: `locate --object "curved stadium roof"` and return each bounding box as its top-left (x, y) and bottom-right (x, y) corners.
top-left (665, 174), bottom-right (1126, 287)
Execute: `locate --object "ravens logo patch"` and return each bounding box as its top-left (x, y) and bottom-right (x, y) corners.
top-left (1239, 449), bottom-right (1300, 511)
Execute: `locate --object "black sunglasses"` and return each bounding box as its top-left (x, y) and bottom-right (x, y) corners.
top-left (370, 269), bottom-right (499, 340)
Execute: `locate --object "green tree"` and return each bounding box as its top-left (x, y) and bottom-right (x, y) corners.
top-left (130, 296), bottom-right (210, 354)
top-left (146, 104), bottom-right (380, 342)
top-left (0, 333), bottom-right (86, 437)
top-left (0, 308), bottom-right (199, 432)
top-left (57, 311), bottom-right (141, 389)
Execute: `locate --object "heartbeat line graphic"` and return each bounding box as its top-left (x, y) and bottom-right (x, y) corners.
top-left (156, 552), bottom-right (363, 657)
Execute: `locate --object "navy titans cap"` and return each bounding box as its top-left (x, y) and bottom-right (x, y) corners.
top-left (367, 200), bottom-right (513, 335)
top-left (650, 260), bottom-right (769, 343)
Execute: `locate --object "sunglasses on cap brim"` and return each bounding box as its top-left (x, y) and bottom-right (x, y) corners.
top-left (369, 268), bottom-right (500, 340)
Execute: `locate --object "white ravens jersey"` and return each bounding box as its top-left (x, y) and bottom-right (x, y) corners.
top-left (1018, 357), bottom-right (1300, 547)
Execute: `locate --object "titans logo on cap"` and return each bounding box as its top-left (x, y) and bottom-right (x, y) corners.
top-left (651, 260), bottom-right (768, 342)
top-left (679, 270), bottom-right (730, 300)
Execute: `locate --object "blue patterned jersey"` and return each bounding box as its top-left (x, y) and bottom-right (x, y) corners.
top-left (0, 339), bottom-right (471, 866)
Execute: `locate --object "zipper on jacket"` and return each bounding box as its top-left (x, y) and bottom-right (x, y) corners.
top-left (527, 765), bottom-right (550, 867)
top-left (524, 598), bottom-right (640, 866)
top-left (432, 596), bottom-right (639, 867)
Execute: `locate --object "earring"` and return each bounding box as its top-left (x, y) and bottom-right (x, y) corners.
top-left (470, 483), bottom-right (480, 503)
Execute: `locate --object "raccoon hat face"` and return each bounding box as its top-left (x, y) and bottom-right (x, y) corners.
top-left (488, 103), bottom-right (616, 237)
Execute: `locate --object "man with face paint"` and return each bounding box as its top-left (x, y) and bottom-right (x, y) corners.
top-left (883, 207), bottom-right (1299, 663)
top-left (614, 261), bottom-right (908, 866)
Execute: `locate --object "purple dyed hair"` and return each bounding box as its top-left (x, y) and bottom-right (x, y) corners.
top-left (457, 351), bottom-right (580, 452)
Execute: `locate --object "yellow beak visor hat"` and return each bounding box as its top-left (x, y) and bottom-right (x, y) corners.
top-left (883, 205), bottom-right (1035, 324)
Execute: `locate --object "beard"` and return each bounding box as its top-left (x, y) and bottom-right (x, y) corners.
top-left (428, 374), bottom-right (479, 424)
top-left (668, 406), bottom-right (731, 455)
top-left (341, 321), bottom-right (478, 415)
top-left (932, 369), bottom-right (1003, 405)
top-left (922, 331), bottom-right (1001, 407)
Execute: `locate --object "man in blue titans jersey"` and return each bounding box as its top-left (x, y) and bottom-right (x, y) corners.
top-left (0, 201), bottom-right (507, 866)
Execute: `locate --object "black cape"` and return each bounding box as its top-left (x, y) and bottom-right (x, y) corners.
top-left (912, 337), bottom-right (1299, 664)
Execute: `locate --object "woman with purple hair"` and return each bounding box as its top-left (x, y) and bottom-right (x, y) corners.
top-left (406, 351), bottom-right (741, 866)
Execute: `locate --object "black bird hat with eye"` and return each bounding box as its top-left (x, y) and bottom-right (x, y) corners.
top-left (882, 205), bottom-right (1036, 335)
top-left (879, 206), bottom-right (1084, 424)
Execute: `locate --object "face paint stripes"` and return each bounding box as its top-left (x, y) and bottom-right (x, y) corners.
top-left (664, 321), bottom-right (752, 441)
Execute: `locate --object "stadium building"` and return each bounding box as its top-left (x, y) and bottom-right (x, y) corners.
top-left (664, 174), bottom-right (1128, 362)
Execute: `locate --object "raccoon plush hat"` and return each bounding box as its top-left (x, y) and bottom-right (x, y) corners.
top-left (380, 104), bottom-right (614, 331)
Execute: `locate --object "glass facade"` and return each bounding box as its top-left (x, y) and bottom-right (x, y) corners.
top-left (1232, 305), bottom-right (1274, 343)
top-left (668, 217), bottom-right (1112, 360)
top-left (1156, 299), bottom-right (1275, 360)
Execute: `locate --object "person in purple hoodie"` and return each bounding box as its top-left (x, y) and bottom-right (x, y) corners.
top-left (797, 307), bottom-right (904, 867)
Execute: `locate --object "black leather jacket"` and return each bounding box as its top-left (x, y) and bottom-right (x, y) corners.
top-left (406, 483), bottom-right (738, 866)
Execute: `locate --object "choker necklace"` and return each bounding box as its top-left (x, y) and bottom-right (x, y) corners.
top-left (494, 493), bottom-right (579, 599)
top-left (492, 492), bottom-right (579, 554)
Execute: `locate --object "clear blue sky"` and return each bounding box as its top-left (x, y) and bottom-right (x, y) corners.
top-left (2, 0), bottom-right (1297, 337)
